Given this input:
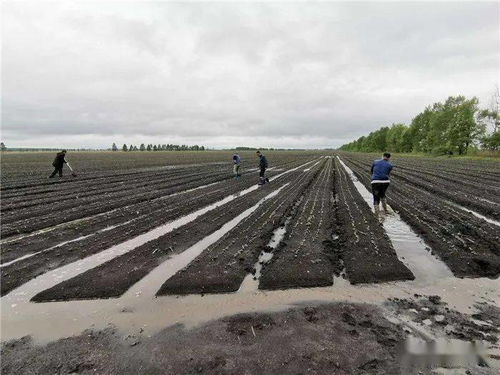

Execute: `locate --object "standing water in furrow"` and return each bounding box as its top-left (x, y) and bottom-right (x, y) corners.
top-left (332, 158), bottom-right (415, 284)
top-left (259, 157), bottom-right (339, 290)
top-left (156, 161), bottom-right (326, 295)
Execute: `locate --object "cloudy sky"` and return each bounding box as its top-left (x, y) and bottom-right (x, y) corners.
top-left (2, 1), bottom-right (499, 149)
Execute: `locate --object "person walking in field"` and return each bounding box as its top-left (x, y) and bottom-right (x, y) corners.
top-left (371, 152), bottom-right (393, 215)
top-left (232, 153), bottom-right (241, 178)
top-left (49, 150), bottom-right (76, 178)
top-left (256, 150), bottom-right (269, 185)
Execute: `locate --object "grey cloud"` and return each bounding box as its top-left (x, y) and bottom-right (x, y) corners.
top-left (1, 1), bottom-right (499, 149)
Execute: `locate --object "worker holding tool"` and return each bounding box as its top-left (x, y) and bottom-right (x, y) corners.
top-left (256, 150), bottom-right (269, 185)
top-left (370, 152), bottom-right (392, 215)
top-left (49, 149), bottom-right (77, 178)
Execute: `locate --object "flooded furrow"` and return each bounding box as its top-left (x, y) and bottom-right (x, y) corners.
top-left (124, 185), bottom-right (289, 299)
top-left (3, 159), bottom-right (319, 299)
top-left (336, 156), bottom-right (453, 283)
top-left (238, 217), bottom-right (291, 292)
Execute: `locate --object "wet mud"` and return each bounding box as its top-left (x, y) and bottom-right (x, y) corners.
top-left (340, 154), bottom-right (500, 279)
top-left (259, 158), bottom-right (338, 290)
top-left (156, 163), bottom-right (324, 295)
top-left (334, 158), bottom-right (415, 284)
top-left (30, 174), bottom-right (296, 301)
top-left (1, 303), bottom-right (407, 375)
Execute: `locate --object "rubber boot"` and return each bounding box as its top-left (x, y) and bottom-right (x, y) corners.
top-left (374, 205), bottom-right (380, 216)
top-left (381, 198), bottom-right (389, 214)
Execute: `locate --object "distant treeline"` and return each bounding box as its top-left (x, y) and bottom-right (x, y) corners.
top-left (340, 95), bottom-right (499, 155)
top-left (114, 143), bottom-right (206, 151)
top-left (0, 145), bottom-right (99, 152)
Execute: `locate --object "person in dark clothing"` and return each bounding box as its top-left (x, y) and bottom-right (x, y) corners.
top-left (370, 152), bottom-right (393, 214)
top-left (256, 150), bottom-right (269, 185)
top-left (49, 150), bottom-right (68, 178)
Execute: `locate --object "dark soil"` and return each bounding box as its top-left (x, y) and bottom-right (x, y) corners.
top-left (1, 168), bottom-right (288, 296)
top-left (156, 162), bottom-right (324, 295)
top-left (341, 155), bottom-right (500, 279)
top-left (260, 158), bottom-right (338, 290)
top-left (386, 295), bottom-right (500, 345)
top-left (1, 166), bottom-right (243, 238)
top-left (1, 163), bottom-right (280, 264)
top-left (30, 173), bottom-right (296, 302)
top-left (0, 302), bottom-right (407, 375)
top-left (333, 158), bottom-right (415, 284)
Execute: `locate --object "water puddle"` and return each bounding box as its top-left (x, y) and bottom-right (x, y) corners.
top-left (3, 157), bottom-right (496, 348)
top-left (124, 184), bottom-right (289, 299)
top-left (0, 179), bottom-right (223, 247)
top-left (3, 159), bottom-right (318, 301)
top-left (1, 220), bottom-right (134, 268)
top-left (336, 157), bottom-right (452, 283)
top-left (238, 218), bottom-right (291, 293)
top-left (303, 161), bottom-right (321, 172)
top-left (445, 201), bottom-right (500, 227)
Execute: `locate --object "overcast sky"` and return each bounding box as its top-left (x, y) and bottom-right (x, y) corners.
top-left (2, 1), bottom-right (499, 149)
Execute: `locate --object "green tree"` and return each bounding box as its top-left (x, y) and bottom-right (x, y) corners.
top-left (122, 144), bottom-right (128, 152)
top-left (442, 96), bottom-right (482, 155)
top-left (140, 143), bottom-right (146, 151)
top-left (386, 124), bottom-right (407, 152)
top-left (112, 143), bottom-right (118, 151)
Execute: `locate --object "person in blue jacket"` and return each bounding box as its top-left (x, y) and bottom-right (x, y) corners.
top-left (232, 153), bottom-right (241, 177)
top-left (370, 152), bottom-right (393, 214)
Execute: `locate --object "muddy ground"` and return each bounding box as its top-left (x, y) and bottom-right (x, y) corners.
top-left (340, 155), bottom-right (500, 279)
top-left (2, 300), bottom-right (497, 375)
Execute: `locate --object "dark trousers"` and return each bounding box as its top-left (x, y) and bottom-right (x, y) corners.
top-left (259, 167), bottom-right (266, 178)
top-left (50, 167), bottom-right (63, 177)
top-left (371, 183), bottom-right (389, 205)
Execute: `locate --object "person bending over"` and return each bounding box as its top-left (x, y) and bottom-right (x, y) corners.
top-left (370, 152), bottom-right (393, 214)
top-left (232, 153), bottom-right (241, 177)
top-left (49, 150), bottom-right (68, 178)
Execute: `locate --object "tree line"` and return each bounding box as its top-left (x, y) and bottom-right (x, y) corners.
top-left (340, 94), bottom-right (499, 155)
top-left (113, 143), bottom-right (206, 152)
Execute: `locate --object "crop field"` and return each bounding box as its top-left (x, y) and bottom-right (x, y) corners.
top-left (1, 151), bottom-right (499, 299)
top-left (1, 150), bottom-right (500, 372)
top-left (338, 152), bottom-right (500, 279)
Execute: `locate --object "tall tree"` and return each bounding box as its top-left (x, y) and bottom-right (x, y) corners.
top-left (112, 143), bottom-right (118, 151)
top-left (122, 144), bottom-right (128, 152)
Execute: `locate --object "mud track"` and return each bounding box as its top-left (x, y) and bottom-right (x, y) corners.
top-left (1, 167), bottom-right (244, 237)
top-left (0, 166), bottom-right (281, 263)
top-left (30, 170), bottom-right (300, 302)
top-left (333, 158), bottom-right (414, 284)
top-left (2, 162), bottom-right (312, 296)
top-left (259, 158), bottom-right (339, 289)
top-left (156, 162), bottom-right (325, 295)
top-left (340, 154), bottom-right (500, 278)
top-left (338, 152), bottom-right (500, 221)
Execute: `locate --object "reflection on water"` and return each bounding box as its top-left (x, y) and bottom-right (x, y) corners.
top-left (1, 158), bottom-right (497, 347)
top-left (336, 156), bottom-right (453, 283)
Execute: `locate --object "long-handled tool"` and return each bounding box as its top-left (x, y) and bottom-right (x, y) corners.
top-left (66, 162), bottom-right (77, 177)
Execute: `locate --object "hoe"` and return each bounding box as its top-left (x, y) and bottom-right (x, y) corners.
top-left (67, 162), bottom-right (78, 177)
